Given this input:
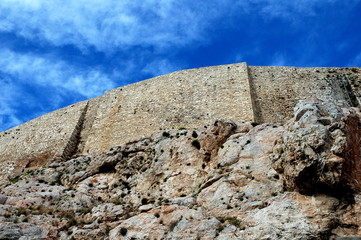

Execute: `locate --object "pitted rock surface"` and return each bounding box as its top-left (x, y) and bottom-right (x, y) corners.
top-left (0, 100), bottom-right (360, 239)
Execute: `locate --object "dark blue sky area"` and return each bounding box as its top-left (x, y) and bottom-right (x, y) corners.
top-left (0, 0), bottom-right (360, 131)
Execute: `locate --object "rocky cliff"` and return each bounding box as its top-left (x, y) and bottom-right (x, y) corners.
top-left (0, 99), bottom-right (360, 239)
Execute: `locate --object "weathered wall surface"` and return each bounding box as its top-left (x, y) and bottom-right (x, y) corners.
top-left (0, 102), bottom-right (88, 181)
top-left (326, 67), bottom-right (361, 106)
top-left (350, 69), bottom-right (361, 105)
top-left (83, 62), bottom-right (254, 153)
top-left (248, 66), bottom-right (361, 123)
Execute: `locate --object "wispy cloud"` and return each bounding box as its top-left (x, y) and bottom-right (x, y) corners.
top-left (0, 0), bottom-right (234, 53)
top-left (0, 49), bottom-right (116, 131)
top-left (0, 49), bottom-right (114, 98)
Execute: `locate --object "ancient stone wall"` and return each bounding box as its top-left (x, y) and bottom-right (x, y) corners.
top-left (248, 66), bottom-right (360, 123)
top-left (0, 101), bottom-right (88, 181)
top-left (0, 62), bottom-right (360, 181)
top-left (326, 67), bottom-right (361, 106)
top-left (82, 62), bottom-right (254, 153)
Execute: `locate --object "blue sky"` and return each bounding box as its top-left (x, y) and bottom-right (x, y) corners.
top-left (1, 0), bottom-right (361, 132)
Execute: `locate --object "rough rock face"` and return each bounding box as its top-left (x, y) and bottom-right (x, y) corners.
top-left (0, 100), bottom-right (360, 239)
top-left (272, 101), bottom-right (361, 194)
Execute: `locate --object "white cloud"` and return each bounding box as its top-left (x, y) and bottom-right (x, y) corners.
top-left (1, 0), bottom-right (359, 56)
top-left (0, 0), bottom-right (233, 53)
top-left (0, 49), bottom-right (115, 98)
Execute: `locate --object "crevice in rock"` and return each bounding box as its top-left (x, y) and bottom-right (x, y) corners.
top-left (294, 162), bottom-right (357, 200)
top-left (98, 162), bottom-right (117, 174)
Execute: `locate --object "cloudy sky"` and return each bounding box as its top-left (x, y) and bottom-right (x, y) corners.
top-left (1, 0), bottom-right (361, 132)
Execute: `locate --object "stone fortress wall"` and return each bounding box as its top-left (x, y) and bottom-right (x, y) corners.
top-left (0, 101), bottom-right (88, 180)
top-left (82, 63), bottom-right (254, 153)
top-left (0, 62), bottom-right (360, 180)
top-left (249, 66), bottom-right (361, 123)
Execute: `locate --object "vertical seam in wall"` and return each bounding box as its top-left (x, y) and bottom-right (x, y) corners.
top-left (100, 92), bottom-right (121, 152)
top-left (76, 97), bottom-right (102, 154)
top-left (246, 65), bottom-right (262, 123)
top-left (57, 101), bottom-right (89, 161)
top-left (343, 75), bottom-right (361, 107)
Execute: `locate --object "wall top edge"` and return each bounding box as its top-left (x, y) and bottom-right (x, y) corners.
top-left (104, 62), bottom-right (248, 94)
top-left (249, 65), bottom-right (361, 69)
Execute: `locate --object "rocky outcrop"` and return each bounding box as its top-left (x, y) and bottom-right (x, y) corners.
top-left (0, 100), bottom-right (360, 239)
top-left (272, 100), bottom-right (361, 196)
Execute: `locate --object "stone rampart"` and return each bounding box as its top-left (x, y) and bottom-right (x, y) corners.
top-left (82, 62), bottom-right (254, 153)
top-left (0, 101), bottom-right (88, 181)
top-left (0, 62), bottom-right (360, 180)
top-left (248, 66), bottom-right (361, 123)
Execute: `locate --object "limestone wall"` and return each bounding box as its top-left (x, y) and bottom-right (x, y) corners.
top-left (0, 101), bottom-right (88, 181)
top-left (82, 62), bottom-right (254, 153)
top-left (327, 67), bottom-right (361, 106)
top-left (248, 66), bottom-right (360, 123)
top-left (0, 62), bottom-right (360, 181)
